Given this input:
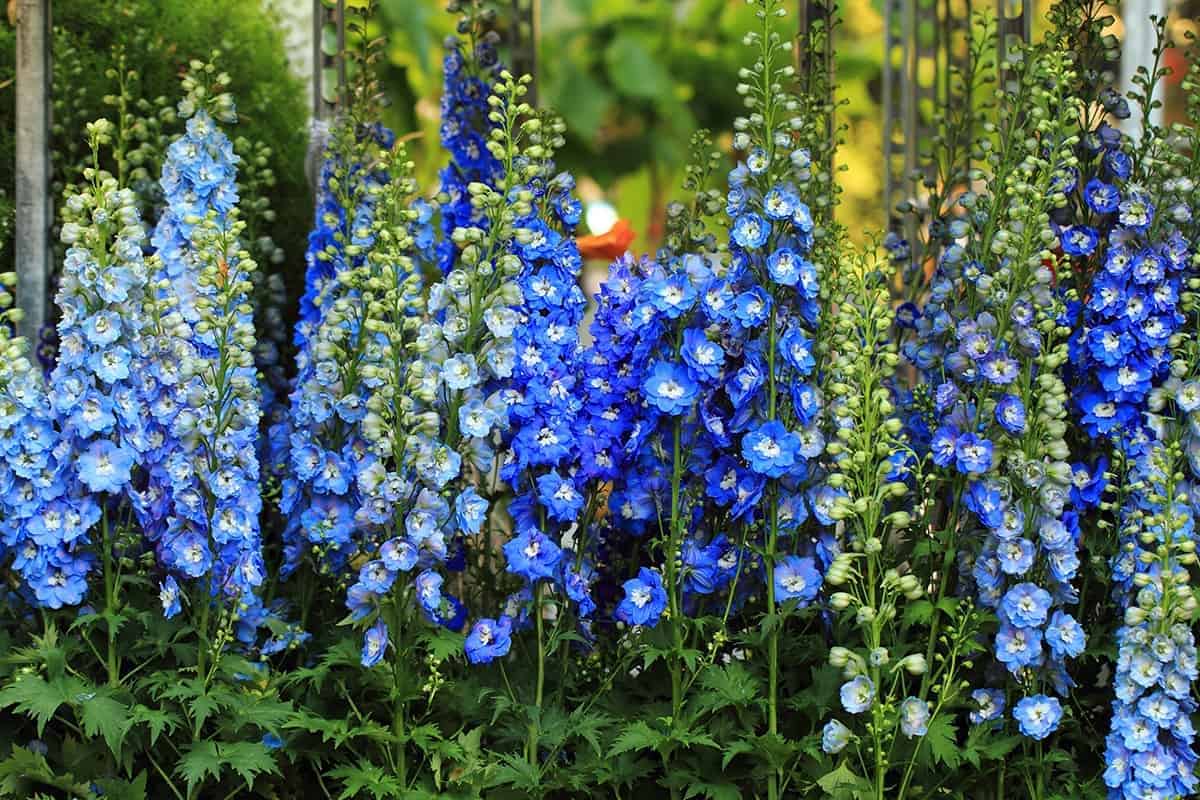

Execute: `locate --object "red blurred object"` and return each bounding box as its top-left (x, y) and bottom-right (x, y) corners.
top-left (577, 219), bottom-right (635, 261)
top-left (1165, 46), bottom-right (1188, 86)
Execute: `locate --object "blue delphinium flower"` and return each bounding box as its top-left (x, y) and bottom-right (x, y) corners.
top-left (898, 697), bottom-right (931, 738)
top-left (969, 689), bottom-right (1006, 725)
top-left (278, 120), bottom-right (395, 579)
top-left (502, 529), bottom-right (563, 583)
top-left (773, 554), bottom-right (821, 606)
top-left (491, 156), bottom-right (594, 636)
top-left (840, 676), bottom-right (875, 715)
top-left (642, 361), bottom-right (698, 416)
top-left (361, 618), bottom-right (389, 667)
top-left (1013, 695), bottom-right (1063, 741)
top-left (615, 567), bottom-right (668, 628)
top-left (821, 719), bottom-right (852, 754)
top-left (464, 616), bottom-right (513, 664)
top-left (137, 74), bottom-right (273, 644)
top-left (1064, 133), bottom-right (1189, 448)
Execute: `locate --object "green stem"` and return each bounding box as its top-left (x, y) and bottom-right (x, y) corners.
top-left (918, 487), bottom-right (960, 702)
top-left (765, 291), bottom-right (780, 800)
top-left (527, 583), bottom-right (546, 765)
top-left (101, 508), bottom-right (120, 688)
top-left (196, 586), bottom-right (210, 683)
top-left (666, 418), bottom-right (684, 800)
top-left (390, 603), bottom-right (408, 787)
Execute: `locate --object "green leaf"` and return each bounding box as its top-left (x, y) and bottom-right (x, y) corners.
top-left (817, 763), bottom-right (873, 798)
top-left (0, 746), bottom-right (82, 796)
top-left (129, 704), bottom-right (181, 747)
top-left (787, 665), bottom-right (842, 721)
top-left (78, 691), bottom-right (131, 758)
top-left (924, 714), bottom-right (961, 769)
top-left (693, 661), bottom-right (759, 714)
top-left (567, 708), bottom-right (611, 758)
top-left (610, 720), bottom-right (665, 756)
top-left (901, 599), bottom-right (934, 627)
top-left (219, 741), bottom-right (280, 787)
top-left (488, 753), bottom-right (541, 791)
top-left (328, 760), bottom-right (406, 799)
top-left (92, 772), bottom-right (147, 800)
top-left (231, 696), bottom-right (292, 733)
top-left (684, 780), bottom-right (742, 800)
top-left (419, 627), bottom-right (466, 663)
top-left (604, 34), bottom-right (673, 101)
top-left (721, 739), bottom-right (755, 770)
top-left (176, 740), bottom-right (223, 790)
top-left (0, 674), bottom-right (77, 735)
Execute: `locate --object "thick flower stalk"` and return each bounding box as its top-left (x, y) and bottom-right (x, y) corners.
top-left (720, 9), bottom-right (832, 797)
top-left (278, 121), bottom-right (397, 580)
top-left (435, 11), bottom-right (503, 274)
top-left (5, 119), bottom-right (152, 613)
top-left (901, 46), bottom-right (1088, 759)
top-left (345, 71), bottom-right (551, 663)
top-left (578, 6), bottom-right (830, 796)
top-left (1102, 443), bottom-right (1198, 800)
top-left (135, 64), bottom-right (270, 664)
top-left (818, 259), bottom-right (943, 800)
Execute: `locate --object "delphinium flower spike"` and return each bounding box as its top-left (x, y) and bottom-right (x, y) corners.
top-left (5, 118), bottom-right (152, 612)
top-left (1101, 443), bottom-right (1198, 800)
top-left (1098, 42), bottom-right (1200, 798)
top-left (901, 42), bottom-right (1088, 753)
top-left (137, 61), bottom-right (270, 662)
top-left (435, 2), bottom-right (503, 274)
top-left (279, 93), bottom-right (398, 581)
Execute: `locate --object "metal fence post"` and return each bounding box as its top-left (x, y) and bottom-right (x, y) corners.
top-left (14, 0), bottom-right (51, 343)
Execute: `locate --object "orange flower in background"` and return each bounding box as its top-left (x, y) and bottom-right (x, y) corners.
top-left (576, 218), bottom-right (635, 261)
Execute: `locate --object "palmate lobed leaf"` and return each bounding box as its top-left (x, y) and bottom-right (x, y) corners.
top-left (0, 745), bottom-right (83, 795)
top-left (78, 691), bottom-right (132, 758)
top-left (129, 704), bottom-right (181, 747)
top-left (692, 661), bottom-right (760, 715)
top-left (923, 714), bottom-right (961, 770)
top-left (610, 719), bottom-right (666, 756)
top-left (0, 673), bottom-right (84, 735)
top-left (328, 760), bottom-right (407, 799)
top-left (176, 739), bottom-right (280, 793)
top-left (684, 779), bottom-right (742, 800)
top-left (816, 763), bottom-right (874, 799)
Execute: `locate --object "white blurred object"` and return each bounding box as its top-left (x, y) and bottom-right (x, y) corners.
top-left (585, 200), bottom-right (619, 236)
top-left (1120, 0), bottom-right (1167, 143)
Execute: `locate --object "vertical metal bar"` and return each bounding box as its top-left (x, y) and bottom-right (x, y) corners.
top-left (14, 0), bottom-right (51, 343)
top-left (900, 0), bottom-right (916, 203)
top-left (883, 0), bottom-right (902, 222)
top-left (996, 0), bottom-right (1030, 70)
top-left (336, 0), bottom-right (347, 111)
top-left (312, 0), bottom-right (323, 120)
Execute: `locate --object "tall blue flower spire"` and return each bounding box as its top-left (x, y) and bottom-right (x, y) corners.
top-left (130, 63), bottom-right (270, 651)
top-left (2, 118), bottom-right (153, 609)
top-left (435, 21), bottom-right (502, 274)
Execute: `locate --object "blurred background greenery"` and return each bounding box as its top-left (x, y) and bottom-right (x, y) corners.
top-left (374, 0), bottom-right (894, 251)
top-left (5, 0), bottom-right (1200, 295)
